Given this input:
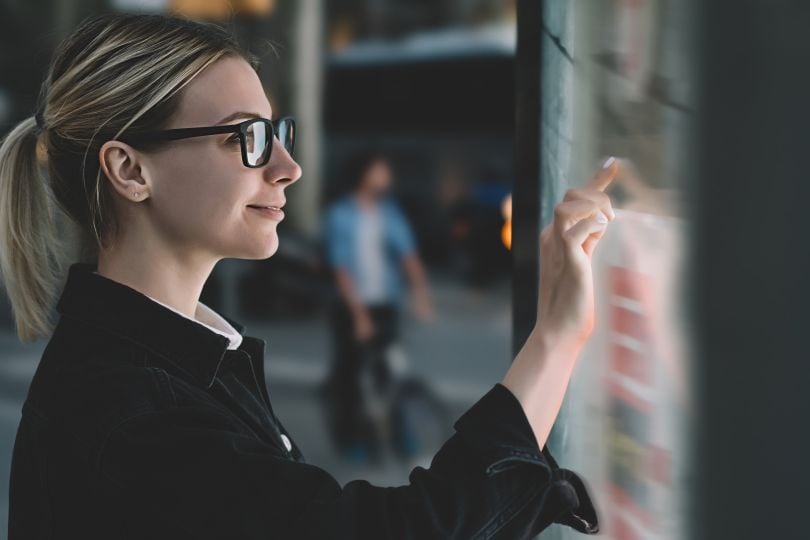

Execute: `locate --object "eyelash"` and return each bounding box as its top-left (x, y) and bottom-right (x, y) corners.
top-left (226, 134), bottom-right (241, 144)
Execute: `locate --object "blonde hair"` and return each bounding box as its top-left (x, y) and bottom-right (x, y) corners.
top-left (0, 13), bottom-right (257, 342)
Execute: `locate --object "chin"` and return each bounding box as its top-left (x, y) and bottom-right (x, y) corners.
top-left (254, 237), bottom-right (280, 259)
top-left (228, 234), bottom-right (280, 260)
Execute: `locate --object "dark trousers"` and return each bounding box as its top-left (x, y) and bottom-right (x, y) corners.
top-left (326, 299), bottom-right (399, 452)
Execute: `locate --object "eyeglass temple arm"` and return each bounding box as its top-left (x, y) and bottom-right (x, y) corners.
top-left (121, 124), bottom-right (240, 143)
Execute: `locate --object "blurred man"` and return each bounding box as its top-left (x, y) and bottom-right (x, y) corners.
top-left (323, 151), bottom-right (435, 463)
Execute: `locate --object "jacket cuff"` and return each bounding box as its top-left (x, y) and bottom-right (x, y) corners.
top-left (546, 465), bottom-right (600, 534)
top-left (454, 383), bottom-right (600, 534)
top-left (453, 383), bottom-right (551, 476)
top-left (539, 419), bottom-right (600, 533)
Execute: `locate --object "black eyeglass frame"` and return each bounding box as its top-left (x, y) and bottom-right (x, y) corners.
top-left (120, 116), bottom-right (295, 168)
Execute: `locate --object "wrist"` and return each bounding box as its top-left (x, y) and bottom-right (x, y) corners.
top-left (529, 325), bottom-right (584, 366)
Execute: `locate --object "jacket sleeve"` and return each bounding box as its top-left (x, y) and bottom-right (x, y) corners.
top-left (386, 201), bottom-right (418, 260)
top-left (97, 382), bottom-right (599, 540)
top-left (324, 204), bottom-right (352, 270)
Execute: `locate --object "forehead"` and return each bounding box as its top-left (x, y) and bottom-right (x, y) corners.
top-left (171, 55), bottom-right (272, 126)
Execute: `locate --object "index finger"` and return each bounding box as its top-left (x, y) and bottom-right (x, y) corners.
top-left (586, 156), bottom-right (619, 192)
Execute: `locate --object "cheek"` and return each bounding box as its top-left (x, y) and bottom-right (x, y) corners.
top-left (150, 148), bottom-right (252, 240)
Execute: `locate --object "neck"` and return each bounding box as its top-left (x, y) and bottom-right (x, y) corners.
top-left (97, 231), bottom-right (218, 320)
top-left (354, 191), bottom-right (378, 206)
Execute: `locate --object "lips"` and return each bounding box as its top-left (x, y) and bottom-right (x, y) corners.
top-left (247, 202), bottom-right (285, 210)
top-left (247, 204), bottom-right (285, 221)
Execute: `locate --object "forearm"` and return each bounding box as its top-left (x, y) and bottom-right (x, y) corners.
top-left (402, 253), bottom-right (429, 294)
top-left (500, 326), bottom-right (582, 450)
top-left (334, 267), bottom-right (366, 316)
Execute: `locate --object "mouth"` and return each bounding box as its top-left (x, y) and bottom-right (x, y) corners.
top-left (247, 204), bottom-right (284, 211)
top-left (247, 204), bottom-right (285, 220)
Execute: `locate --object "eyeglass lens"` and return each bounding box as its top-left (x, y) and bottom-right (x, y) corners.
top-left (245, 121), bottom-right (269, 166)
top-left (245, 119), bottom-right (295, 167)
top-left (276, 118), bottom-right (295, 156)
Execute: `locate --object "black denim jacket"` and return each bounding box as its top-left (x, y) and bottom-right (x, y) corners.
top-left (8, 262), bottom-right (599, 539)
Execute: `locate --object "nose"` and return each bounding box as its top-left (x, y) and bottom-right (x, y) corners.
top-left (264, 137), bottom-right (302, 186)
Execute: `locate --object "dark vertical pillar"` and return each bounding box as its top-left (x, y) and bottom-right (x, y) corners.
top-left (695, 1), bottom-right (810, 539)
top-left (512, 0), bottom-right (542, 355)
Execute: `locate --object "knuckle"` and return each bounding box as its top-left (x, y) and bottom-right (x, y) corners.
top-left (596, 191), bottom-right (610, 205)
top-left (561, 228), bottom-right (575, 243)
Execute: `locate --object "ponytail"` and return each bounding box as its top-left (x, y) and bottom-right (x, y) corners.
top-left (0, 117), bottom-right (69, 342)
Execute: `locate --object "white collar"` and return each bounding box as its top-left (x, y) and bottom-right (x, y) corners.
top-left (145, 295), bottom-right (243, 350)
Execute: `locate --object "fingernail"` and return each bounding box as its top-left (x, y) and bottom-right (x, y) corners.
top-left (602, 156), bottom-right (615, 169)
top-left (596, 212), bottom-right (609, 224)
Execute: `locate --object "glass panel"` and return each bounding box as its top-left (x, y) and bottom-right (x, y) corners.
top-left (542, 1), bottom-right (697, 539)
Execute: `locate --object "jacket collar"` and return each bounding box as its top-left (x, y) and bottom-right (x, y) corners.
top-left (55, 262), bottom-right (266, 389)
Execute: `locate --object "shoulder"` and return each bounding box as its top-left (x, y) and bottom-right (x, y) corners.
top-left (23, 318), bottom-right (174, 451)
top-left (325, 197), bottom-right (356, 226)
top-left (381, 197), bottom-right (406, 218)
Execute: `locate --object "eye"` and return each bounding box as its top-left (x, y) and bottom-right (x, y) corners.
top-left (226, 133), bottom-right (241, 144)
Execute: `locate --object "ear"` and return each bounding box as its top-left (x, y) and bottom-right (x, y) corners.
top-left (98, 140), bottom-right (152, 202)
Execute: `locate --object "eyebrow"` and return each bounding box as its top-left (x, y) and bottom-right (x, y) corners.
top-left (216, 111), bottom-right (267, 125)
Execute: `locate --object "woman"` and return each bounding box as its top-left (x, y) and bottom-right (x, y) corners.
top-left (0, 13), bottom-right (616, 539)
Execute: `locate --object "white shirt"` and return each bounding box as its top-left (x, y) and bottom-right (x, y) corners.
top-left (356, 204), bottom-right (387, 303)
top-left (91, 271), bottom-right (242, 350)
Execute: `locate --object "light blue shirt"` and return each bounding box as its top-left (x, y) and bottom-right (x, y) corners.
top-left (324, 194), bottom-right (417, 307)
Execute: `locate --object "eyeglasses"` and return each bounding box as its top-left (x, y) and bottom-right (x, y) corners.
top-left (120, 117), bottom-right (295, 168)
